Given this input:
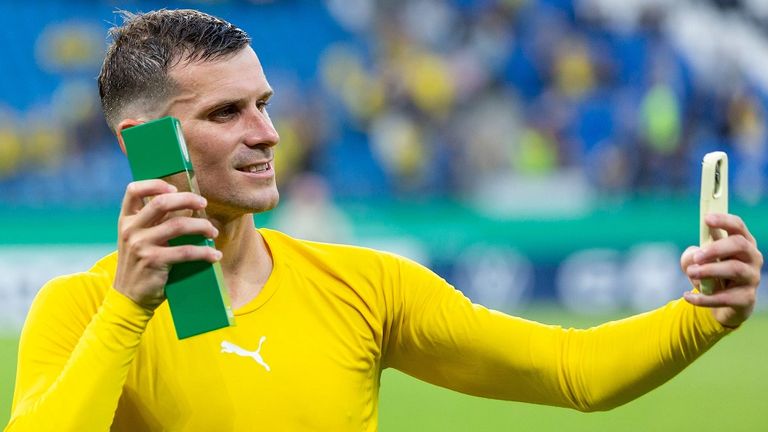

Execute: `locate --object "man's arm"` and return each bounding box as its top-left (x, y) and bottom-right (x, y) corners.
top-left (382, 214), bottom-right (760, 411)
top-left (5, 180), bottom-right (221, 431)
top-left (6, 278), bottom-right (153, 431)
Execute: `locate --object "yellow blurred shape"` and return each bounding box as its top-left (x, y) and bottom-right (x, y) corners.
top-left (274, 120), bottom-right (304, 183)
top-left (641, 84), bottom-right (680, 154)
top-left (514, 128), bottom-right (558, 175)
top-left (36, 23), bottom-right (103, 72)
top-left (402, 50), bottom-right (455, 118)
top-left (24, 121), bottom-right (66, 168)
top-left (340, 70), bottom-right (386, 121)
top-left (320, 44), bottom-right (386, 121)
top-left (371, 113), bottom-right (426, 178)
top-left (554, 41), bottom-right (595, 99)
top-left (321, 44), bottom-right (362, 91)
top-left (0, 124), bottom-right (23, 177)
top-left (394, 125), bottom-right (425, 177)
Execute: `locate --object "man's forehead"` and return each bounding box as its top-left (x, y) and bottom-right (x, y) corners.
top-left (165, 47), bottom-right (270, 108)
top-left (169, 47), bottom-right (262, 84)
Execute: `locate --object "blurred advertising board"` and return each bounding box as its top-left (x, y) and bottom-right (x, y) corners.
top-left (1, 200), bottom-right (765, 331)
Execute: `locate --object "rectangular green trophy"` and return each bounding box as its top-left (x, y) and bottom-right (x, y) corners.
top-left (122, 116), bottom-right (234, 339)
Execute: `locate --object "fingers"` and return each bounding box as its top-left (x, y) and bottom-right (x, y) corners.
top-left (166, 244), bottom-right (222, 264)
top-left (122, 217), bottom-right (220, 267)
top-left (121, 180), bottom-right (177, 216)
top-left (115, 180), bottom-right (222, 310)
top-left (118, 180), bottom-right (219, 262)
top-left (139, 216), bottom-right (219, 246)
top-left (683, 288), bottom-right (756, 310)
top-left (693, 215), bottom-right (763, 289)
top-left (680, 246), bottom-right (701, 287)
top-left (695, 234), bottom-right (763, 267)
top-left (683, 225), bottom-right (761, 285)
top-left (693, 221), bottom-right (763, 291)
top-left (139, 244), bottom-right (223, 267)
top-left (120, 180), bottom-right (209, 228)
top-left (680, 246), bottom-right (700, 271)
top-left (684, 214), bottom-right (762, 327)
top-left (681, 246), bottom-right (699, 286)
top-left (687, 259), bottom-right (760, 287)
top-left (130, 192), bottom-right (208, 228)
top-left (704, 214), bottom-right (756, 245)
top-left (118, 193), bottom-right (211, 250)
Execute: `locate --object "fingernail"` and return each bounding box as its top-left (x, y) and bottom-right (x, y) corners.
top-left (213, 228), bottom-right (219, 237)
top-left (215, 250), bottom-right (223, 260)
top-left (199, 197), bottom-right (207, 206)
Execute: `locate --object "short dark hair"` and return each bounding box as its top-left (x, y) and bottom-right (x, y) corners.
top-left (98, 9), bottom-right (251, 132)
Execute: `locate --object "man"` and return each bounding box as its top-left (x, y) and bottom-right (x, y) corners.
top-left (5, 9), bottom-right (762, 431)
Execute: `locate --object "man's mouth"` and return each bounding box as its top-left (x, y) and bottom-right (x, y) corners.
top-left (237, 162), bottom-right (271, 174)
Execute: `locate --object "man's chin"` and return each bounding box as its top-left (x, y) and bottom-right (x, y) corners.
top-left (244, 189), bottom-right (280, 215)
top-left (251, 194), bottom-right (279, 214)
top-left (205, 191), bottom-right (279, 220)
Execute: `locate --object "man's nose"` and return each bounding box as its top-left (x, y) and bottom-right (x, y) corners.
top-left (242, 108), bottom-right (279, 148)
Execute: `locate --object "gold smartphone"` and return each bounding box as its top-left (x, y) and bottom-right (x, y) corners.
top-left (699, 151), bottom-right (728, 295)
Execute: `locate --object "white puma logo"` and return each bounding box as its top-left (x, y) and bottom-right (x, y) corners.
top-left (221, 337), bottom-right (271, 372)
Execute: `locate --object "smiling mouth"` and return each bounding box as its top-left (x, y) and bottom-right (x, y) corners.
top-left (237, 162), bottom-right (271, 174)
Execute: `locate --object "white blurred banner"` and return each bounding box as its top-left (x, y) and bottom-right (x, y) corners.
top-left (0, 245), bottom-right (112, 332)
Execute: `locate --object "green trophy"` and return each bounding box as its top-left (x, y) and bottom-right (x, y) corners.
top-left (122, 116), bottom-right (234, 339)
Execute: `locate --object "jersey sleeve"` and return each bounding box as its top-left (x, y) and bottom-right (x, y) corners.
top-left (5, 273), bottom-right (153, 431)
top-left (380, 255), bottom-right (732, 411)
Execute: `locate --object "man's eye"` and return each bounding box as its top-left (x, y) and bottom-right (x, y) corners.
top-left (257, 100), bottom-right (270, 112)
top-left (212, 106), bottom-right (238, 120)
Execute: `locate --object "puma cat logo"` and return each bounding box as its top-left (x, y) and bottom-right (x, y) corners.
top-left (221, 337), bottom-right (271, 372)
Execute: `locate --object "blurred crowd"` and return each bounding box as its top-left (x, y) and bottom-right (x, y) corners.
top-left (1, 0), bottom-right (767, 208)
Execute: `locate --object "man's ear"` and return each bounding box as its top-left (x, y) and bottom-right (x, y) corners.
top-left (116, 118), bottom-right (144, 155)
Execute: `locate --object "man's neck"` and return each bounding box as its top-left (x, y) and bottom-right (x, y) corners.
top-left (210, 213), bottom-right (273, 310)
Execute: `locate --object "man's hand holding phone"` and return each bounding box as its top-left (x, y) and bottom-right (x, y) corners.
top-left (680, 152), bottom-right (762, 328)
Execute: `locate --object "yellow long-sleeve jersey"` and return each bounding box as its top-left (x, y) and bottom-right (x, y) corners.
top-left (6, 229), bottom-right (730, 431)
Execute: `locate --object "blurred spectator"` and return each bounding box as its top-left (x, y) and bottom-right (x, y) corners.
top-left (2, 0), bottom-right (768, 208)
top-left (728, 87), bottom-right (768, 204)
top-left (0, 109), bottom-right (23, 179)
top-left (271, 173), bottom-right (354, 243)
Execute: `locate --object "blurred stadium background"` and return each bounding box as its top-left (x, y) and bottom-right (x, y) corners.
top-left (1, 0), bottom-right (767, 430)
